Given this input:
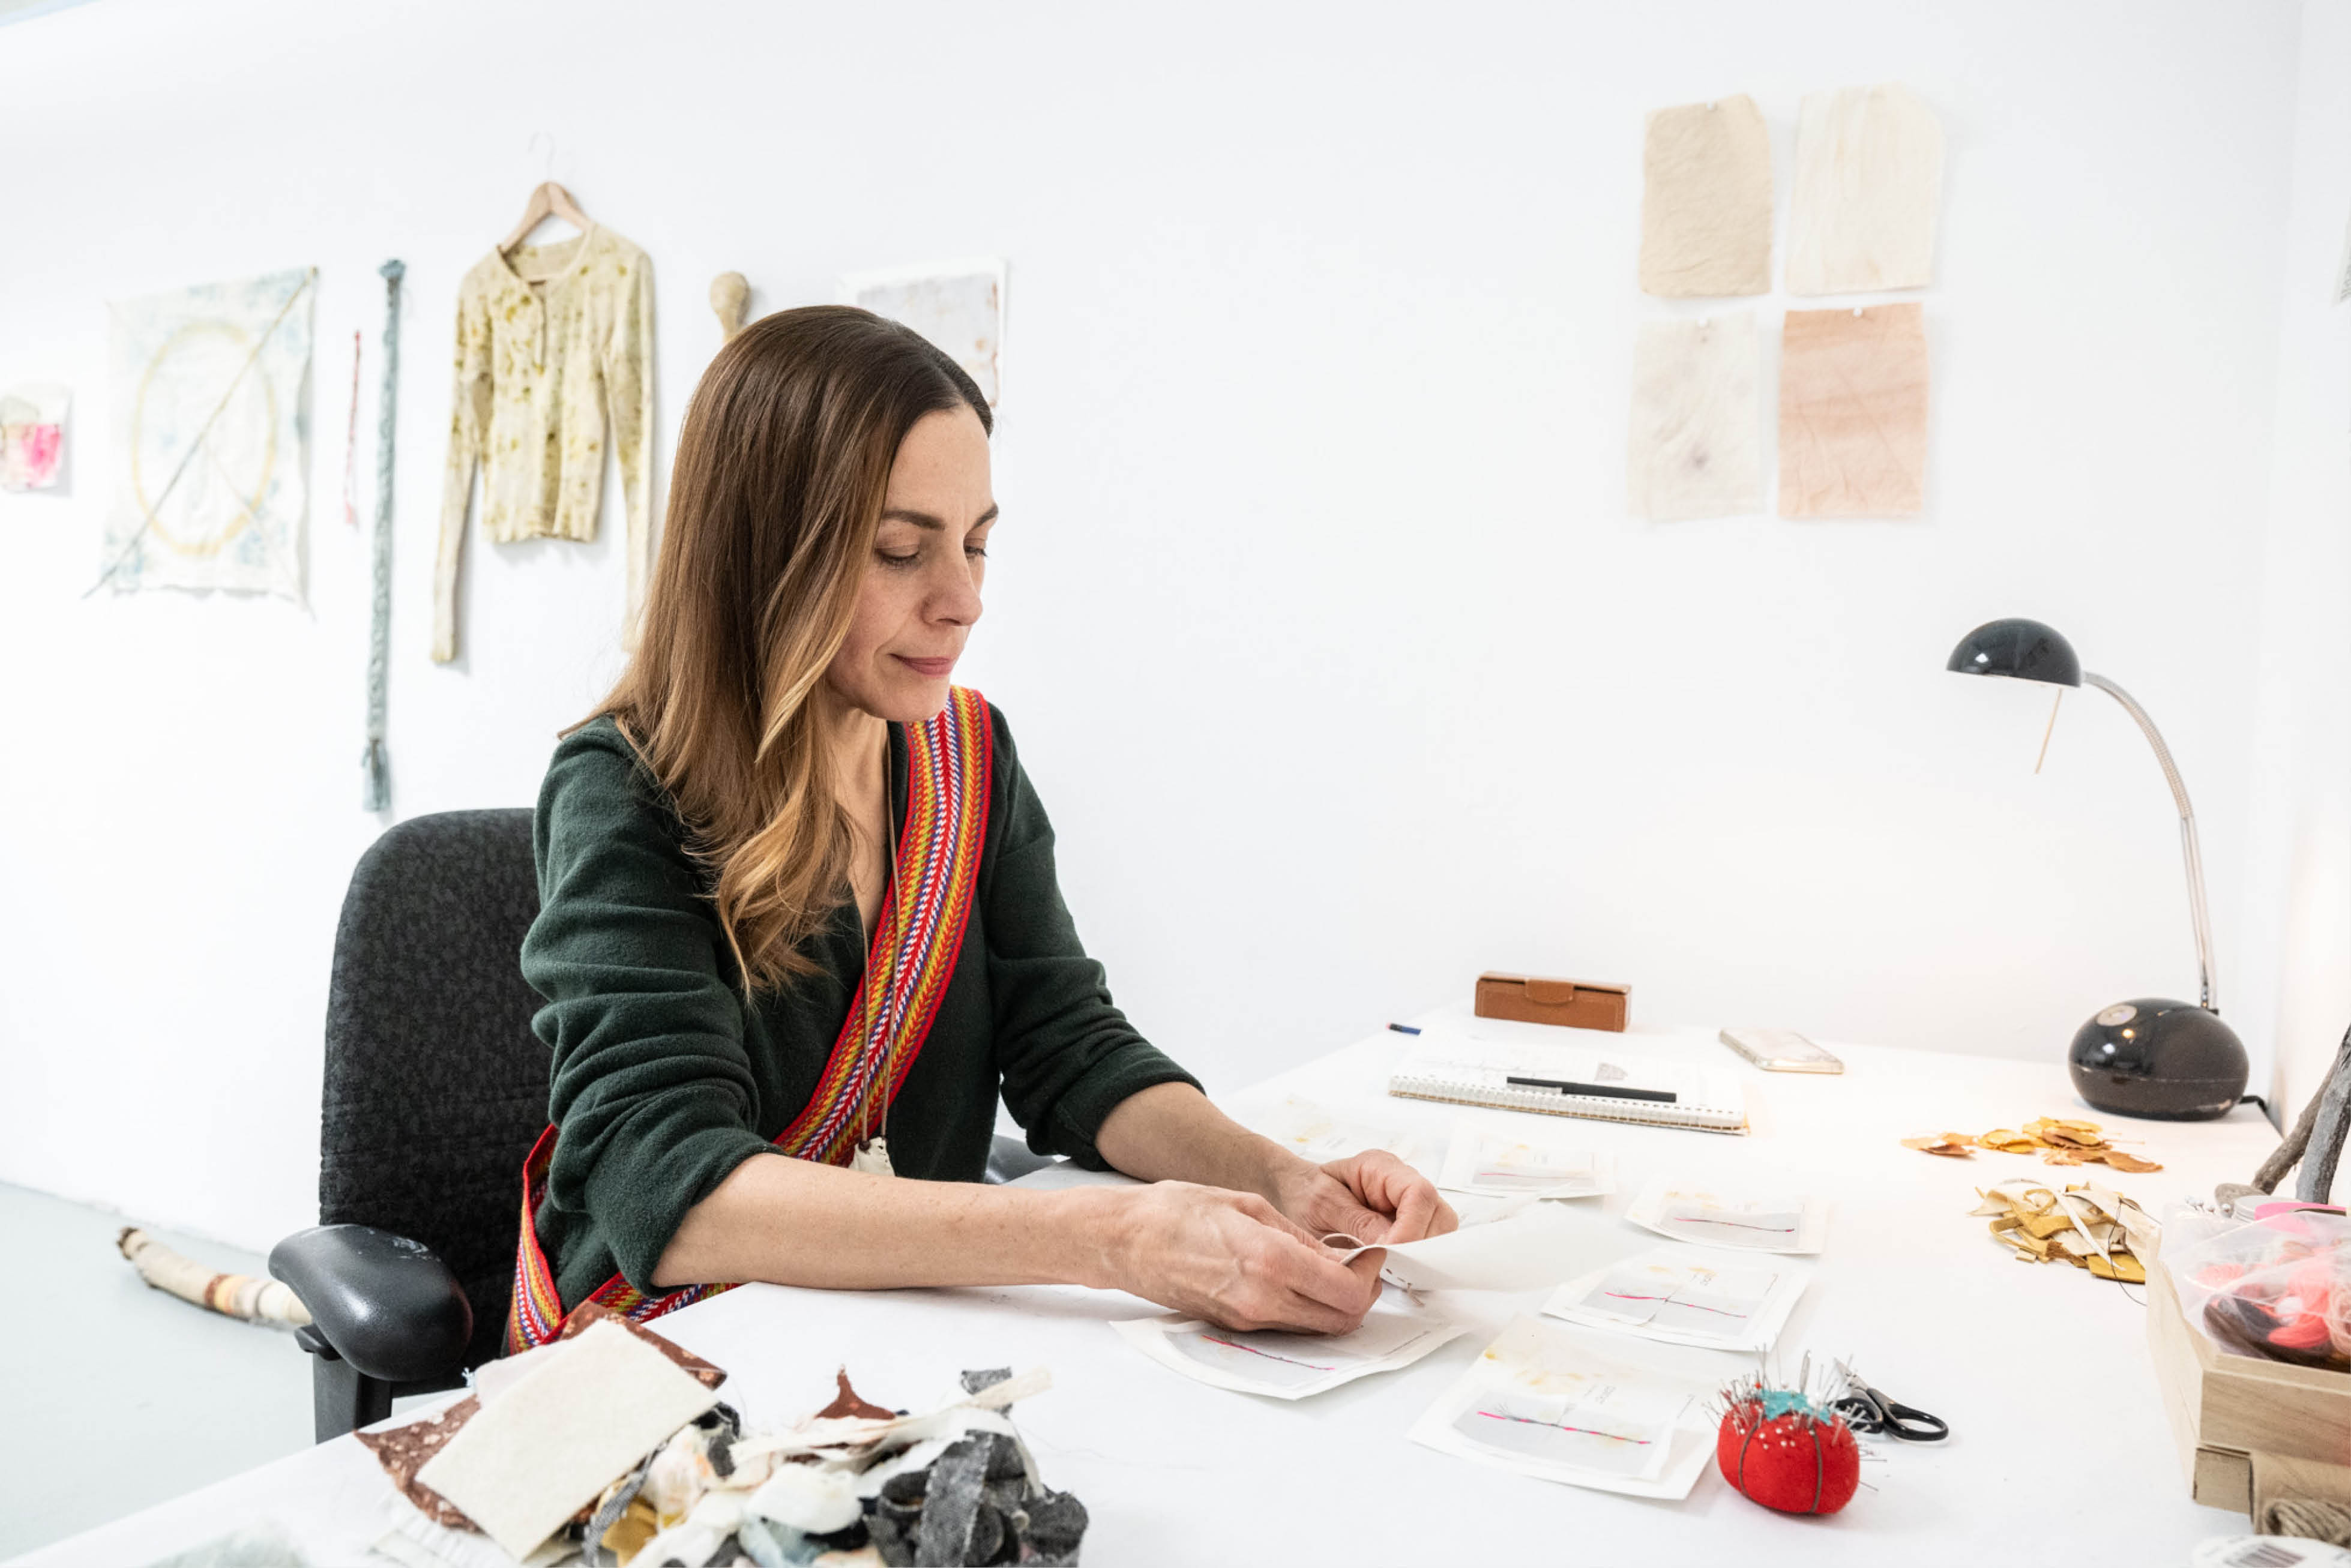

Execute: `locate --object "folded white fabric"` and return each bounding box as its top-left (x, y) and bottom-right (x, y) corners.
top-left (415, 1319), bottom-right (719, 1561)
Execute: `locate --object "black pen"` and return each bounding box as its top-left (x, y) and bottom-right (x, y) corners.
top-left (1506, 1075), bottom-right (1678, 1105)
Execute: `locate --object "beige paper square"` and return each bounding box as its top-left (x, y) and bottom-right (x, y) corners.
top-left (1778, 304), bottom-right (1929, 518)
top-left (1627, 313), bottom-right (1761, 521)
top-left (1639, 95), bottom-right (1773, 298)
top-left (1786, 83), bottom-right (1944, 295)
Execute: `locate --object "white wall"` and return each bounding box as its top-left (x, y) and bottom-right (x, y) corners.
top-left (2238, 2), bottom-right (2351, 1149)
top-left (0, 0), bottom-right (2324, 1251)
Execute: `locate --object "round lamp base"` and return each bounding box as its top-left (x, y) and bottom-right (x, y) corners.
top-left (2067, 998), bottom-right (2247, 1121)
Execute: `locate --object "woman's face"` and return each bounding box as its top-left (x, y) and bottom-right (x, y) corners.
top-left (823, 404), bottom-right (995, 725)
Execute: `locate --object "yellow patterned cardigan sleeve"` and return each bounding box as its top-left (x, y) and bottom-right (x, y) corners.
top-left (605, 255), bottom-right (655, 650)
top-left (432, 274), bottom-right (493, 664)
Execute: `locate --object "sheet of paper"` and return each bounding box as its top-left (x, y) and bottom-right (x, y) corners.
top-left (415, 1320), bottom-right (718, 1560)
top-left (1543, 1244), bottom-right (1810, 1353)
top-left (1438, 1121), bottom-right (1615, 1200)
top-left (1778, 302), bottom-right (1929, 518)
top-left (1112, 1281), bottom-right (1465, 1400)
top-left (1639, 94), bottom-right (1773, 298)
top-left (1409, 1315), bottom-right (1722, 1498)
top-left (1232, 1095), bottom-right (1439, 1168)
top-left (1331, 1192), bottom-right (1635, 1291)
top-left (1625, 1182), bottom-right (1828, 1255)
top-left (1627, 313), bottom-right (1762, 521)
top-left (1786, 82), bottom-right (1943, 295)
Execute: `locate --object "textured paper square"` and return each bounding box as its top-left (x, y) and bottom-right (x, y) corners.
top-left (1639, 95), bottom-right (1772, 298)
top-left (1627, 313), bottom-right (1761, 521)
top-left (1786, 83), bottom-right (1943, 295)
top-left (1778, 304), bottom-right (1928, 518)
top-left (415, 1319), bottom-right (718, 1560)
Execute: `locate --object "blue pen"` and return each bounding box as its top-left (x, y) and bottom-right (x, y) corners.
top-left (1386, 1023), bottom-right (1422, 1035)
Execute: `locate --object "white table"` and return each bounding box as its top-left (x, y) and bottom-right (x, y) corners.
top-left (16, 1006), bottom-right (2283, 1566)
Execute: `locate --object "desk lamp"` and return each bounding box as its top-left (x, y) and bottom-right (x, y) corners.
top-left (1945, 617), bottom-right (2248, 1120)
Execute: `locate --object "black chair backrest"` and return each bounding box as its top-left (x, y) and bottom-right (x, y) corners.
top-left (319, 809), bottom-right (547, 1367)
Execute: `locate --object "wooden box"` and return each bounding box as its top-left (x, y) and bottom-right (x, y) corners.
top-left (2147, 1256), bottom-right (2351, 1519)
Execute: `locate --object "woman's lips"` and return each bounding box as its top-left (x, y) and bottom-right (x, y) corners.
top-left (894, 655), bottom-right (957, 678)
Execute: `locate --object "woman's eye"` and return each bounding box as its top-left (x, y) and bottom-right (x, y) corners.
top-left (876, 549), bottom-right (920, 567)
top-left (965, 543), bottom-right (989, 560)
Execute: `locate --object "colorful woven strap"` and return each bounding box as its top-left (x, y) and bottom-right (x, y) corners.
top-left (506, 688), bottom-right (995, 1352)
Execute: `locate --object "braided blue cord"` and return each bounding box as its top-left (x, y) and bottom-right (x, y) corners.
top-left (362, 260), bottom-right (403, 812)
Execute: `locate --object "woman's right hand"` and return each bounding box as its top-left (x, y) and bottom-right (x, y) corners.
top-left (1084, 1180), bottom-right (1385, 1334)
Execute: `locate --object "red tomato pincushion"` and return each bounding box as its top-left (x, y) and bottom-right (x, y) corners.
top-left (1716, 1393), bottom-right (1860, 1516)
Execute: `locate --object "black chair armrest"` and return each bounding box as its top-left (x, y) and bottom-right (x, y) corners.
top-left (984, 1134), bottom-right (1061, 1185)
top-left (269, 1224), bottom-right (474, 1385)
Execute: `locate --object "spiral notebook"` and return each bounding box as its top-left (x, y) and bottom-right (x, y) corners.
top-left (1388, 1033), bottom-right (1748, 1135)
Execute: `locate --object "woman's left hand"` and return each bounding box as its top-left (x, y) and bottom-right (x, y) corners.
top-left (1271, 1149), bottom-right (1459, 1247)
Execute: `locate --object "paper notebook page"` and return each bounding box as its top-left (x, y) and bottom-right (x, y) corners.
top-left (1395, 1035), bottom-right (1742, 1115)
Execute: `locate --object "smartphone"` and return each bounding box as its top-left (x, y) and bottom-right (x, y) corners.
top-left (1719, 1028), bottom-right (1844, 1074)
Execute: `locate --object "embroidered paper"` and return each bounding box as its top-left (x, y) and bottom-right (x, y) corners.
top-left (840, 257), bottom-right (1005, 407)
top-left (101, 268), bottom-right (313, 599)
top-left (0, 383), bottom-right (67, 491)
top-left (1543, 1244), bottom-right (1809, 1353)
top-left (1408, 1315), bottom-right (1720, 1498)
top-left (1625, 1182), bottom-right (1828, 1255)
top-left (1323, 1193), bottom-right (1630, 1291)
top-left (1112, 1281), bottom-right (1465, 1399)
top-left (1786, 83), bottom-right (1943, 295)
top-left (1778, 303), bottom-right (1928, 518)
top-left (1437, 1121), bottom-right (1614, 1199)
top-left (1627, 313), bottom-right (1761, 521)
top-left (1639, 95), bottom-right (1772, 298)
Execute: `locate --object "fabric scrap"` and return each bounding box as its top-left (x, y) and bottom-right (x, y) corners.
top-left (1639, 95), bottom-right (1774, 298)
top-left (415, 1319), bottom-right (719, 1561)
top-left (1786, 83), bottom-right (1944, 295)
top-left (1627, 312), bottom-right (1761, 521)
top-left (355, 1396), bottom-right (481, 1532)
top-left (1777, 304), bottom-right (1930, 518)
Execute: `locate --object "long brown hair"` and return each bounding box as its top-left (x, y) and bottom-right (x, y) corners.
top-left (591, 305), bottom-right (992, 991)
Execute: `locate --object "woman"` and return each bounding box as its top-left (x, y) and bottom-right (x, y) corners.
top-left (507, 306), bottom-right (1455, 1351)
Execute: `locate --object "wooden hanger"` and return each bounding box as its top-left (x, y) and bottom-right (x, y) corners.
top-left (500, 181), bottom-right (592, 255)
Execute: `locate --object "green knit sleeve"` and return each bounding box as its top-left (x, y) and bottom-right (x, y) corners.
top-left (980, 706), bottom-right (1203, 1167)
top-left (521, 721), bottom-right (775, 1296)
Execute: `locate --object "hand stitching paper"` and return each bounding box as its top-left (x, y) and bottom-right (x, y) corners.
top-left (1786, 83), bottom-right (1944, 295)
top-left (1627, 312), bottom-right (1762, 521)
top-left (1640, 95), bottom-right (1774, 298)
top-left (1778, 302), bottom-right (1930, 518)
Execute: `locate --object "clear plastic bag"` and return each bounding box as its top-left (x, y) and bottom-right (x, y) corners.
top-left (2166, 1210), bottom-right (2351, 1371)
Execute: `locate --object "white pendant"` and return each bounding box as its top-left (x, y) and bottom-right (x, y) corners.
top-left (850, 1137), bottom-right (895, 1177)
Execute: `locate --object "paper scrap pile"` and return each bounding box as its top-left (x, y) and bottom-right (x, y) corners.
top-left (1970, 1179), bottom-right (2157, 1284)
top-left (358, 1304), bottom-right (1086, 1567)
top-left (1902, 1117), bottom-right (2161, 1173)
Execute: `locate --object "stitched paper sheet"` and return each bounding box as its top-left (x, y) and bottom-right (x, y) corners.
top-left (1786, 83), bottom-right (1943, 295)
top-left (1624, 1182), bottom-right (1828, 1255)
top-left (1777, 304), bottom-right (1928, 518)
top-left (1543, 1244), bottom-right (1810, 1353)
top-left (1628, 313), bottom-right (1761, 521)
top-left (1437, 1121), bottom-right (1614, 1200)
top-left (1639, 95), bottom-right (1773, 298)
top-left (1113, 1282), bottom-right (1466, 1400)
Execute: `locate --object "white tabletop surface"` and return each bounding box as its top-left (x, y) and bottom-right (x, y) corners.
top-left (16, 1005), bottom-right (2282, 1567)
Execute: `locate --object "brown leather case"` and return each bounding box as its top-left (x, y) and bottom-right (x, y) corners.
top-left (1473, 972), bottom-right (1631, 1032)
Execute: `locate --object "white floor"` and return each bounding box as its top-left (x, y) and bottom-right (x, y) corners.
top-left (1, 1182), bottom-right (316, 1560)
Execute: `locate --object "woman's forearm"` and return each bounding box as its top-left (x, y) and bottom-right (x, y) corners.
top-left (1093, 1081), bottom-right (1303, 1199)
top-left (651, 1152), bottom-right (1121, 1291)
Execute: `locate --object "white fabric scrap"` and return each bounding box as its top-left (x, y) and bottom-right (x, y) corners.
top-left (1627, 313), bottom-right (1761, 521)
top-left (1786, 83), bottom-right (1944, 295)
top-left (414, 1319), bottom-right (718, 1562)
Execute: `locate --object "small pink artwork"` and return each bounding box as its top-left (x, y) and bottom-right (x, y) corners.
top-left (1, 383), bottom-right (68, 492)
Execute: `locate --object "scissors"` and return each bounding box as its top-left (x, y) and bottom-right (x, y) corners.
top-left (1830, 1360), bottom-right (1948, 1443)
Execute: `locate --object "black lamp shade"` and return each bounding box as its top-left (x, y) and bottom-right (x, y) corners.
top-left (2068, 997), bottom-right (2248, 1120)
top-left (1945, 618), bottom-right (2083, 687)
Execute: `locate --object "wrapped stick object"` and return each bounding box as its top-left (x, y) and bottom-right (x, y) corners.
top-left (117, 1227), bottom-right (312, 1329)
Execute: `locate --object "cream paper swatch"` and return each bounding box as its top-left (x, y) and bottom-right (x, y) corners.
top-left (1778, 304), bottom-right (1929, 518)
top-left (1639, 95), bottom-right (1773, 298)
top-left (415, 1320), bottom-right (719, 1560)
top-left (1627, 313), bottom-right (1762, 521)
top-left (1786, 83), bottom-right (1944, 295)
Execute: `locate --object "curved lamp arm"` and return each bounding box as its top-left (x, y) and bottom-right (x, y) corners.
top-left (2083, 673), bottom-right (2216, 1012)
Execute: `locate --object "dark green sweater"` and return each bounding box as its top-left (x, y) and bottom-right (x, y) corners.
top-left (520, 702), bottom-right (1199, 1309)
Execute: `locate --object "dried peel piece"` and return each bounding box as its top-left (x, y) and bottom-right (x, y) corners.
top-left (1903, 1133), bottom-right (1976, 1158)
top-left (2093, 1149), bottom-right (2164, 1174)
top-left (2085, 1252), bottom-right (2146, 1284)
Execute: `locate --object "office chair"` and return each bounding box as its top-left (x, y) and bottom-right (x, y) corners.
top-left (271, 808), bottom-right (1059, 1443)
